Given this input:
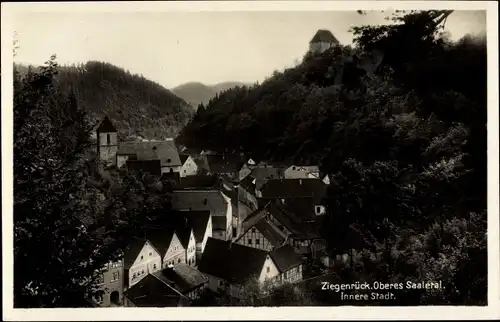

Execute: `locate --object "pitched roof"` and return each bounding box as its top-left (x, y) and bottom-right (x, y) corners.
top-left (176, 175), bottom-right (219, 190)
top-left (309, 29), bottom-right (339, 44)
top-left (270, 245), bottom-right (304, 272)
top-left (171, 190), bottom-right (228, 217)
top-left (267, 203), bottom-right (324, 240)
top-left (124, 238), bottom-right (148, 269)
top-left (179, 154), bottom-right (190, 165)
top-left (255, 220), bottom-right (288, 248)
top-left (212, 216), bottom-right (226, 230)
top-left (126, 159), bottom-right (162, 177)
top-left (123, 274), bottom-right (189, 307)
top-left (191, 154), bottom-right (210, 172)
top-left (260, 178), bottom-right (327, 204)
top-left (117, 140), bottom-right (182, 167)
top-left (144, 228), bottom-right (177, 258)
top-left (96, 116), bottom-right (117, 133)
top-left (205, 154), bottom-right (239, 174)
top-left (154, 264), bottom-right (208, 293)
top-left (150, 211), bottom-right (210, 244)
top-left (198, 238), bottom-right (269, 284)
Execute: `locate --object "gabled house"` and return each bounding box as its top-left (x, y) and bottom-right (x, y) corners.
top-left (116, 139), bottom-right (182, 174)
top-left (123, 274), bottom-right (191, 307)
top-left (269, 245), bottom-right (304, 284)
top-left (153, 264), bottom-right (209, 300)
top-left (179, 154), bottom-right (210, 177)
top-left (171, 190), bottom-right (233, 241)
top-left (234, 207), bottom-right (288, 251)
top-left (198, 238), bottom-right (280, 297)
top-left (205, 154), bottom-right (240, 178)
top-left (123, 238), bottom-right (162, 290)
top-left (258, 178), bottom-right (327, 207)
top-left (145, 229), bottom-right (186, 268)
top-left (175, 226), bottom-right (197, 267)
top-left (148, 211), bottom-right (212, 262)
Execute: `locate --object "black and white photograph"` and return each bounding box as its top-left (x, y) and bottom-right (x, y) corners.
top-left (2, 0), bottom-right (499, 320)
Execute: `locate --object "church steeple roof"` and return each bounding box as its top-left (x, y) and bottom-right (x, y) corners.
top-left (97, 116), bottom-right (117, 133)
top-left (309, 29), bottom-right (339, 44)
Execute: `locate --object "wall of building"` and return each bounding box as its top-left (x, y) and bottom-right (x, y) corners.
top-left (220, 193), bottom-right (233, 241)
top-left (98, 132), bottom-right (118, 165)
top-left (164, 233), bottom-right (186, 267)
top-left (309, 41), bottom-right (336, 54)
top-left (279, 264), bottom-right (303, 284)
top-left (117, 154), bottom-right (131, 169)
top-left (196, 216), bottom-right (212, 262)
top-left (236, 227), bottom-right (273, 251)
top-left (128, 241), bottom-right (162, 288)
top-left (205, 273), bottom-right (226, 293)
top-left (95, 259), bottom-right (124, 307)
top-left (180, 157), bottom-right (199, 177)
top-left (161, 165), bottom-right (182, 174)
top-left (238, 187), bottom-right (259, 210)
top-left (186, 231), bottom-right (197, 266)
top-left (258, 255), bottom-right (280, 284)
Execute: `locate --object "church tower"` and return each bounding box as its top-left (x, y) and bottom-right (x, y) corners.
top-left (96, 116), bottom-right (118, 165)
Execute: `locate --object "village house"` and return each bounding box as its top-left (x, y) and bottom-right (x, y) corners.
top-left (218, 184), bottom-right (254, 239)
top-left (179, 154), bottom-right (210, 177)
top-left (234, 207), bottom-right (288, 251)
top-left (197, 238), bottom-right (280, 297)
top-left (171, 190), bottom-right (233, 241)
top-left (95, 117), bottom-right (183, 175)
top-left (204, 154), bottom-right (241, 179)
top-left (283, 165), bottom-right (330, 184)
top-left (123, 274), bottom-right (191, 307)
top-left (309, 29), bottom-right (340, 54)
top-left (147, 210), bottom-right (213, 264)
top-left (89, 259), bottom-right (124, 307)
top-left (257, 178), bottom-right (327, 209)
top-left (153, 264), bottom-right (209, 300)
top-left (269, 245), bottom-right (304, 284)
top-left (123, 238), bottom-right (163, 291)
top-left (145, 228), bottom-right (186, 268)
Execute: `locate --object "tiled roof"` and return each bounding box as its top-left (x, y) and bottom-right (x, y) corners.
top-left (117, 140), bottom-right (182, 167)
top-left (171, 190), bottom-right (228, 217)
top-left (123, 274), bottom-right (189, 307)
top-left (260, 178), bottom-right (327, 204)
top-left (124, 238), bottom-right (147, 269)
top-left (270, 245), bottom-right (304, 273)
top-left (268, 203), bottom-right (324, 240)
top-left (310, 29), bottom-right (339, 44)
top-left (154, 264), bottom-right (208, 293)
top-left (179, 154), bottom-right (190, 165)
top-left (144, 228), bottom-right (177, 258)
top-left (191, 154), bottom-right (210, 172)
top-left (126, 159), bottom-right (162, 176)
top-left (96, 116), bottom-right (117, 133)
top-left (255, 220), bottom-right (288, 248)
top-left (198, 238), bottom-right (268, 284)
top-left (205, 154), bottom-right (240, 174)
top-left (150, 211), bottom-right (210, 244)
top-left (176, 175), bottom-right (220, 190)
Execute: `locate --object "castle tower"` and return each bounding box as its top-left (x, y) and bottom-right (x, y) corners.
top-left (96, 116), bottom-right (118, 165)
top-left (309, 29), bottom-right (340, 54)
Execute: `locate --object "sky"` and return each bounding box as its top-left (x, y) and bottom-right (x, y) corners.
top-left (12, 9), bottom-right (486, 89)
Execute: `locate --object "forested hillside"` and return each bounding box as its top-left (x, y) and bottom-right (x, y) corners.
top-left (172, 81), bottom-right (251, 108)
top-left (15, 60), bottom-right (194, 139)
top-left (178, 10), bottom-right (487, 305)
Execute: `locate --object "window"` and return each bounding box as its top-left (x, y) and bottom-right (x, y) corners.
top-left (132, 273), bottom-right (137, 279)
top-left (285, 271), bottom-right (289, 279)
top-left (153, 264), bottom-right (157, 270)
top-left (178, 258), bottom-right (181, 263)
top-left (149, 252), bottom-right (152, 256)
top-left (170, 168), bottom-right (174, 173)
top-left (111, 271), bottom-right (119, 282)
top-left (256, 239), bottom-right (260, 245)
top-left (266, 266), bottom-right (270, 273)
top-left (140, 255), bottom-right (143, 260)
top-left (167, 158), bottom-right (172, 163)
top-left (184, 170), bottom-right (186, 173)
top-left (232, 228), bottom-right (237, 236)
top-left (219, 280), bottom-right (224, 286)
top-left (106, 134), bottom-right (111, 145)
top-left (248, 239), bottom-right (252, 245)
top-left (141, 270), bottom-right (145, 275)
top-left (251, 227), bottom-right (256, 233)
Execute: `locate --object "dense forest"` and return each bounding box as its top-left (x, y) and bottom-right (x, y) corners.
top-left (15, 61), bottom-right (194, 140)
top-left (179, 10), bottom-right (488, 305)
top-left (171, 81), bottom-right (251, 108)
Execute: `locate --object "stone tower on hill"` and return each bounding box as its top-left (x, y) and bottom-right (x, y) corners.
top-left (309, 29), bottom-right (340, 54)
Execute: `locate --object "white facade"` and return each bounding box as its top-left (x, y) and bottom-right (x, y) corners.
top-left (180, 156), bottom-right (199, 177)
top-left (163, 233), bottom-right (186, 267)
top-left (284, 165), bottom-right (320, 179)
top-left (186, 231), bottom-right (197, 266)
top-left (161, 165), bottom-right (182, 174)
top-left (258, 255), bottom-right (280, 284)
top-left (236, 227), bottom-right (274, 251)
top-left (128, 241), bottom-right (162, 288)
top-left (98, 132), bottom-right (118, 165)
top-left (220, 192), bottom-right (234, 240)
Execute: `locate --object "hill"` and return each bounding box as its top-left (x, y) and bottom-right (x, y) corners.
top-left (177, 11), bottom-right (486, 305)
top-left (171, 81), bottom-right (251, 108)
top-left (14, 61), bottom-right (194, 140)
